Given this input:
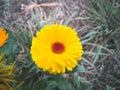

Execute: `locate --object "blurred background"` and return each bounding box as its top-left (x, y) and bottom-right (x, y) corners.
top-left (0, 0), bottom-right (120, 90)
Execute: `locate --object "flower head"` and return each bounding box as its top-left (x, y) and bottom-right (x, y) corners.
top-left (0, 54), bottom-right (16, 90)
top-left (0, 28), bottom-right (8, 47)
top-left (30, 24), bottom-right (83, 74)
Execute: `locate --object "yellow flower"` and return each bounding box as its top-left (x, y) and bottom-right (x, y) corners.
top-left (0, 28), bottom-right (8, 47)
top-left (0, 54), bottom-right (16, 90)
top-left (30, 24), bottom-right (83, 74)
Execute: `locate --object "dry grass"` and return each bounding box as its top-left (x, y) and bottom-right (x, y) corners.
top-left (0, 0), bottom-right (120, 90)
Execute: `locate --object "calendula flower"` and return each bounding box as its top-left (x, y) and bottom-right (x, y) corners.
top-left (0, 54), bottom-right (16, 90)
top-left (0, 28), bottom-right (8, 47)
top-left (30, 24), bottom-right (83, 74)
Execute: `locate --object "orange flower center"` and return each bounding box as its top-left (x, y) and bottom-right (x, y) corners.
top-left (51, 42), bottom-right (65, 54)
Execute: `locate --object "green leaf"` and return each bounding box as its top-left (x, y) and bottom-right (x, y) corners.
top-left (73, 73), bottom-right (81, 89)
top-left (32, 79), bottom-right (47, 90)
top-left (20, 85), bottom-right (32, 90)
top-left (77, 64), bottom-right (86, 72)
top-left (73, 74), bottom-right (91, 90)
top-left (50, 7), bottom-right (61, 24)
top-left (63, 11), bottom-right (78, 25)
top-left (0, 30), bottom-right (18, 62)
top-left (81, 31), bottom-right (98, 40)
top-left (106, 74), bottom-right (120, 84)
top-left (93, 48), bottom-right (102, 65)
top-left (45, 81), bottom-right (57, 90)
top-left (57, 78), bottom-right (72, 90)
top-left (106, 85), bottom-right (115, 90)
top-left (18, 81), bottom-right (33, 90)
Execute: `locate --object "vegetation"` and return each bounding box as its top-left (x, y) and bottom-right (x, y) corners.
top-left (0, 0), bottom-right (120, 90)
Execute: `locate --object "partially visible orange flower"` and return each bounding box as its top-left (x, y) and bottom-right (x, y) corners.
top-left (0, 28), bottom-right (8, 47)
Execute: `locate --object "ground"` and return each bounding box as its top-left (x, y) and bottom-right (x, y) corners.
top-left (0, 0), bottom-right (120, 90)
